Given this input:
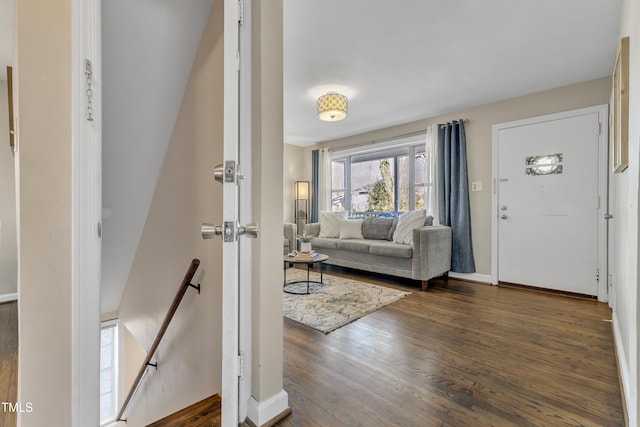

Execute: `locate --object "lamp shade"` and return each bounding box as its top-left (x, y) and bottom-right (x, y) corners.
top-left (317, 92), bottom-right (348, 122)
top-left (294, 181), bottom-right (310, 200)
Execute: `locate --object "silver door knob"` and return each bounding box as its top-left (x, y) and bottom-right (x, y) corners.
top-left (500, 214), bottom-right (508, 220)
top-left (202, 223), bottom-right (223, 239)
top-left (213, 164), bottom-right (224, 184)
top-left (238, 223), bottom-right (259, 239)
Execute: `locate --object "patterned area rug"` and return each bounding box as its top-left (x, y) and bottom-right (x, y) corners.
top-left (283, 268), bottom-right (411, 334)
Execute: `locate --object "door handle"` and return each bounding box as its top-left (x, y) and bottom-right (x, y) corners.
top-left (238, 223), bottom-right (259, 239)
top-left (202, 223), bottom-right (223, 239)
top-left (605, 214), bottom-right (614, 220)
top-left (500, 214), bottom-right (508, 220)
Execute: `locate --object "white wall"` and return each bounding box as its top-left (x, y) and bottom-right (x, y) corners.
top-left (0, 81), bottom-right (17, 297)
top-left (614, 0), bottom-right (640, 424)
top-left (117, 2), bottom-right (224, 424)
top-left (16, 0), bottom-right (74, 424)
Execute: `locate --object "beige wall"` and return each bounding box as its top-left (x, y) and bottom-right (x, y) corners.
top-left (283, 143), bottom-right (308, 223)
top-left (117, 2), bottom-right (224, 424)
top-left (16, 0), bottom-right (74, 424)
top-left (251, 0), bottom-right (285, 405)
top-left (307, 77), bottom-right (611, 276)
top-left (0, 81), bottom-right (17, 296)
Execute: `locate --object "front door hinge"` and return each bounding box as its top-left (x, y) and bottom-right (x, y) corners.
top-left (598, 122), bottom-right (602, 135)
top-left (98, 221), bottom-right (102, 239)
top-left (238, 352), bottom-right (244, 378)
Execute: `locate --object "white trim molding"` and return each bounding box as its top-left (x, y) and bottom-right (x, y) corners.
top-left (72, 0), bottom-right (102, 424)
top-left (612, 313), bottom-right (634, 425)
top-left (247, 390), bottom-right (289, 427)
top-left (447, 272), bottom-right (492, 284)
top-left (0, 293), bottom-right (18, 303)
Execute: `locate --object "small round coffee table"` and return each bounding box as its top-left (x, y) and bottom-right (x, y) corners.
top-left (283, 254), bottom-right (330, 295)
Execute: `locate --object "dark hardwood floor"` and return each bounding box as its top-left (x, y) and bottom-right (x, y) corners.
top-left (276, 268), bottom-right (625, 427)
top-left (0, 273), bottom-right (625, 427)
top-left (0, 301), bottom-right (17, 427)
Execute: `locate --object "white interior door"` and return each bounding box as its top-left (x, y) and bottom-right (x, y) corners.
top-left (221, 0), bottom-right (241, 425)
top-left (495, 108), bottom-right (605, 296)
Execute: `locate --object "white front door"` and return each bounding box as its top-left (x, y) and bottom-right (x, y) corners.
top-left (494, 106), bottom-right (607, 297)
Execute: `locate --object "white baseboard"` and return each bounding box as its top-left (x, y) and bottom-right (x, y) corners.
top-left (0, 293), bottom-right (18, 303)
top-left (612, 313), bottom-right (634, 426)
top-left (447, 272), bottom-right (492, 284)
top-left (247, 389), bottom-right (289, 426)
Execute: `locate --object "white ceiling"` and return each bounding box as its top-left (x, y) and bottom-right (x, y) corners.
top-left (284, 0), bottom-right (623, 146)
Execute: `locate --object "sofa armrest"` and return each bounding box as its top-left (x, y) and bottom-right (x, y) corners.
top-left (305, 222), bottom-right (321, 237)
top-left (411, 225), bottom-right (452, 283)
top-left (284, 223), bottom-right (297, 251)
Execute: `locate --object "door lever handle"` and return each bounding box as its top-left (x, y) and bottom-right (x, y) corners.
top-left (500, 214), bottom-right (508, 220)
top-left (605, 214), bottom-right (614, 220)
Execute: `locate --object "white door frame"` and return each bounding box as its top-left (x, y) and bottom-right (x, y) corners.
top-left (238, 0), bottom-right (253, 422)
top-left (491, 105), bottom-right (609, 302)
top-left (71, 0), bottom-right (102, 424)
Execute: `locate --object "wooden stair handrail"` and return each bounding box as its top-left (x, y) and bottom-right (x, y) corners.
top-left (116, 258), bottom-right (201, 422)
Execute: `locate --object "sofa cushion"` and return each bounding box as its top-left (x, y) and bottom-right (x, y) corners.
top-left (363, 217), bottom-right (394, 240)
top-left (339, 219), bottom-right (364, 239)
top-left (284, 237), bottom-right (290, 248)
top-left (369, 241), bottom-right (413, 258)
top-left (393, 209), bottom-right (426, 245)
top-left (318, 211), bottom-right (346, 238)
top-left (336, 239), bottom-right (372, 254)
top-left (310, 237), bottom-right (339, 250)
top-left (388, 218), bottom-right (398, 240)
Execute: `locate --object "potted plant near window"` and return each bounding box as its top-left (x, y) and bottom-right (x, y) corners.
top-left (297, 232), bottom-right (314, 253)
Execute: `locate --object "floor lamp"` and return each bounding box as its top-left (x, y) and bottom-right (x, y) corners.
top-left (294, 181), bottom-right (310, 244)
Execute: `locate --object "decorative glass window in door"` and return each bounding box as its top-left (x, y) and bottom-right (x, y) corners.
top-left (525, 153), bottom-right (563, 176)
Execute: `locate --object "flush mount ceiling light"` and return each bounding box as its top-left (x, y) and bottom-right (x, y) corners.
top-left (317, 91), bottom-right (348, 122)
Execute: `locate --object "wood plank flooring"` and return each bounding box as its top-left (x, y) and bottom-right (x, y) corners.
top-left (276, 268), bottom-right (624, 427)
top-left (0, 274), bottom-right (625, 427)
top-left (147, 394), bottom-right (221, 427)
top-left (0, 302), bottom-right (17, 427)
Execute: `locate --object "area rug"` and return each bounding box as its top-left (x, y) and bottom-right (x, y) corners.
top-left (283, 268), bottom-right (410, 334)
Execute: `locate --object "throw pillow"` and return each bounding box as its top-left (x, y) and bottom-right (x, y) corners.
top-left (362, 217), bottom-right (394, 240)
top-left (318, 211), bottom-right (345, 238)
top-left (393, 209), bottom-right (426, 245)
top-left (339, 219), bottom-right (364, 239)
top-left (424, 215), bottom-right (434, 226)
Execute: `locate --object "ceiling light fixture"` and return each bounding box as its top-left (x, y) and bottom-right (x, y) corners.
top-left (317, 91), bottom-right (348, 122)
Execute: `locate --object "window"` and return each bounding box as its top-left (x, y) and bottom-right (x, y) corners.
top-left (100, 321), bottom-right (120, 425)
top-left (331, 136), bottom-right (431, 216)
top-left (331, 160), bottom-right (346, 212)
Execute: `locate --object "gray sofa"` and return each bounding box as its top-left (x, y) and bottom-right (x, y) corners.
top-left (305, 216), bottom-right (451, 291)
top-left (284, 223), bottom-right (297, 255)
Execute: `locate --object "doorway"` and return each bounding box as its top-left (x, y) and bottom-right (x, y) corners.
top-left (492, 105), bottom-right (608, 299)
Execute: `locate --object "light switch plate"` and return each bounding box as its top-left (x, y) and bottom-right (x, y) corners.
top-left (471, 181), bottom-right (482, 191)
